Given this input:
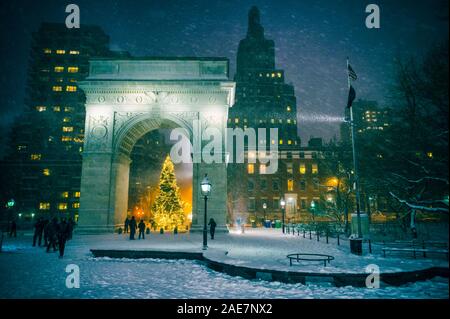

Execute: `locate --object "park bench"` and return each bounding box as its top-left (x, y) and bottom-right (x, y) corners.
top-left (287, 253), bottom-right (335, 267)
top-left (382, 240), bottom-right (449, 259)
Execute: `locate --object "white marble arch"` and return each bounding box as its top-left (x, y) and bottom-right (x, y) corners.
top-left (77, 58), bottom-right (235, 233)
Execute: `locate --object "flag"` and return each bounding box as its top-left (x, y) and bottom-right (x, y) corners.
top-left (347, 85), bottom-right (356, 108)
top-left (348, 64), bottom-right (357, 81)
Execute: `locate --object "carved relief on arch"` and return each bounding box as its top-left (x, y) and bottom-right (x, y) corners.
top-left (86, 115), bottom-right (110, 151)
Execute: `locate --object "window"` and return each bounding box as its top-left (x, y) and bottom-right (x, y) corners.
top-left (62, 127), bottom-right (74, 132)
top-left (312, 163), bottom-right (319, 174)
top-left (279, 139), bottom-right (283, 145)
top-left (68, 66), bottom-right (79, 73)
top-left (63, 117), bottom-right (71, 123)
top-left (234, 118), bottom-right (239, 124)
top-left (300, 180), bottom-right (306, 191)
top-left (260, 179), bottom-right (267, 190)
top-left (259, 164), bottom-right (267, 174)
top-left (66, 86), bottom-right (77, 92)
top-left (30, 154), bottom-right (41, 161)
top-left (54, 66), bottom-right (64, 73)
top-left (301, 199), bottom-right (307, 209)
top-left (273, 197), bottom-right (280, 210)
top-left (36, 106), bottom-right (46, 112)
top-left (288, 139), bottom-right (292, 145)
top-left (52, 86), bottom-right (63, 92)
top-left (61, 136), bottom-right (72, 142)
top-left (73, 202), bottom-right (80, 209)
top-left (64, 107), bottom-right (74, 112)
top-left (56, 49), bottom-right (66, 54)
top-left (53, 106), bottom-right (61, 112)
top-left (247, 164), bottom-right (255, 174)
top-left (43, 168), bottom-right (50, 176)
top-left (62, 192), bottom-right (69, 198)
top-left (299, 152), bottom-right (305, 159)
top-left (39, 202), bottom-right (50, 210)
top-left (74, 191), bottom-right (80, 198)
top-left (427, 152), bottom-right (433, 159)
top-left (58, 203), bottom-right (68, 210)
top-left (299, 163), bottom-right (306, 174)
top-left (313, 178), bottom-right (319, 190)
top-left (247, 180), bottom-right (254, 192)
top-left (248, 198), bottom-right (256, 211)
top-left (286, 163), bottom-right (293, 175)
top-left (287, 179), bottom-right (294, 191)
top-left (69, 50), bottom-right (80, 55)
top-left (43, 49), bottom-right (52, 54)
top-left (287, 106), bottom-right (291, 112)
top-left (272, 179), bottom-right (280, 191)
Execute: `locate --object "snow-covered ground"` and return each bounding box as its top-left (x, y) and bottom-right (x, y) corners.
top-left (0, 229), bottom-right (448, 299)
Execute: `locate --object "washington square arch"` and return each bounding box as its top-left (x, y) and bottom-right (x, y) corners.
top-left (77, 57), bottom-right (235, 233)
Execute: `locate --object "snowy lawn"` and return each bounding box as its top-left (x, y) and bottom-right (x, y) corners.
top-left (0, 229), bottom-right (448, 299)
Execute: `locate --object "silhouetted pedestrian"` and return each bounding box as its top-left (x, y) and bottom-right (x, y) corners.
top-left (33, 218), bottom-right (44, 246)
top-left (138, 220), bottom-right (146, 239)
top-left (124, 217), bottom-right (130, 234)
top-left (58, 218), bottom-right (70, 258)
top-left (9, 220), bottom-right (17, 238)
top-left (129, 216), bottom-right (137, 240)
top-left (46, 218), bottom-right (59, 252)
top-left (208, 218), bottom-right (217, 240)
top-left (42, 219), bottom-right (49, 247)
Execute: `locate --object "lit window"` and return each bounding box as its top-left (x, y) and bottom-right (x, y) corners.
top-left (247, 164), bottom-right (255, 174)
top-left (271, 119), bottom-right (275, 124)
top-left (64, 107), bottom-right (73, 112)
top-left (271, 73), bottom-right (275, 78)
top-left (54, 66), bottom-right (64, 73)
top-left (62, 126), bottom-right (74, 132)
top-left (36, 106), bottom-right (46, 112)
top-left (74, 191), bottom-right (80, 198)
top-left (277, 72), bottom-right (282, 78)
top-left (61, 136), bottom-right (73, 142)
top-left (44, 49), bottom-right (52, 54)
top-left (69, 79), bottom-right (77, 83)
top-left (56, 50), bottom-right (66, 54)
top-left (427, 152), bottom-right (433, 159)
top-left (235, 118), bottom-right (239, 124)
top-left (287, 179), bottom-right (294, 191)
top-left (63, 117), bottom-right (71, 123)
top-left (279, 139), bottom-right (283, 145)
top-left (73, 137), bottom-right (84, 143)
top-left (53, 106), bottom-right (61, 112)
top-left (52, 86), bottom-right (63, 92)
top-left (58, 203), bottom-right (68, 210)
top-left (31, 154), bottom-right (41, 161)
top-left (260, 164), bottom-right (267, 174)
top-left (62, 192), bottom-right (69, 198)
top-left (288, 140), bottom-right (292, 145)
top-left (287, 119), bottom-right (291, 124)
top-left (68, 66), bottom-right (79, 73)
top-left (69, 50), bottom-right (80, 55)
top-left (287, 106), bottom-right (291, 112)
top-left (312, 163), bottom-right (319, 174)
top-left (43, 168), bottom-right (51, 176)
top-left (66, 86), bottom-right (77, 92)
top-left (299, 163), bottom-right (306, 174)
top-left (73, 202), bottom-right (80, 208)
top-left (17, 145), bottom-right (27, 151)
top-left (39, 202), bottom-right (50, 210)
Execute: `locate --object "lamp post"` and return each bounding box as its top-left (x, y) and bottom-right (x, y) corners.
top-left (200, 174), bottom-right (211, 250)
top-left (280, 198), bottom-right (286, 234)
top-left (262, 202), bottom-right (267, 224)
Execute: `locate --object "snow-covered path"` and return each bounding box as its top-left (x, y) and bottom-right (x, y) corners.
top-left (0, 229), bottom-right (448, 299)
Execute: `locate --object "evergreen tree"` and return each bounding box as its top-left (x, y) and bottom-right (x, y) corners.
top-left (152, 155), bottom-right (185, 230)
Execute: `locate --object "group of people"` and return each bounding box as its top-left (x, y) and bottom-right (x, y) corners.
top-left (123, 216), bottom-right (146, 240)
top-left (122, 216), bottom-right (218, 240)
top-left (32, 217), bottom-right (75, 258)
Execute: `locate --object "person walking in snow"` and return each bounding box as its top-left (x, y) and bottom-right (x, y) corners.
top-left (67, 217), bottom-right (75, 240)
top-left (138, 219), bottom-right (146, 240)
top-left (42, 219), bottom-right (50, 247)
top-left (33, 217), bottom-right (44, 246)
top-left (208, 218), bottom-right (217, 240)
top-left (9, 219), bottom-right (17, 238)
top-left (124, 216), bottom-right (130, 234)
top-left (46, 218), bottom-right (59, 253)
top-left (57, 218), bottom-right (70, 258)
top-left (129, 216), bottom-right (137, 240)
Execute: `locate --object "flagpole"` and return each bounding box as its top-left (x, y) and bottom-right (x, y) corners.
top-left (347, 57), bottom-right (363, 241)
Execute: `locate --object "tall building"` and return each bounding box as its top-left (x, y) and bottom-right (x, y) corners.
top-left (229, 6), bottom-right (300, 147)
top-left (227, 7), bottom-right (331, 225)
top-left (1, 23), bottom-right (113, 222)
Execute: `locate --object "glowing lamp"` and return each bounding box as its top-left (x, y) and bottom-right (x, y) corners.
top-left (201, 174), bottom-right (211, 196)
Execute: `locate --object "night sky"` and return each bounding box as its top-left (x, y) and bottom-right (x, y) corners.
top-left (0, 0), bottom-right (448, 155)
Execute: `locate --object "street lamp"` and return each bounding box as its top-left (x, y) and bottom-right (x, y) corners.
top-left (262, 202), bottom-right (267, 223)
top-left (201, 174), bottom-right (211, 250)
top-left (280, 198), bottom-right (286, 234)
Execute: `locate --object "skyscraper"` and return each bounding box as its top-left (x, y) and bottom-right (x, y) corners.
top-left (1, 23), bottom-right (112, 222)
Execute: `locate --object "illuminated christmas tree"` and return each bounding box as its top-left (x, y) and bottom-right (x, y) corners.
top-left (152, 155), bottom-right (185, 230)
